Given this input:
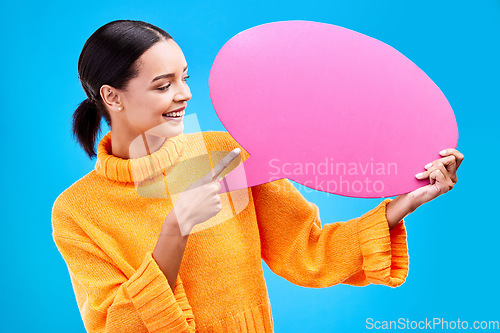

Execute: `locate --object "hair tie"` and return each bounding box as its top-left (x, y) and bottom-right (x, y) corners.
top-left (79, 76), bottom-right (98, 103)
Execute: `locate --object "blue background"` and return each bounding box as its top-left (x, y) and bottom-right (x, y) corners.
top-left (1, 0), bottom-right (498, 332)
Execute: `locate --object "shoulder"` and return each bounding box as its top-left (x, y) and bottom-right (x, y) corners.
top-left (51, 171), bottom-right (102, 235)
top-left (52, 170), bottom-right (116, 242)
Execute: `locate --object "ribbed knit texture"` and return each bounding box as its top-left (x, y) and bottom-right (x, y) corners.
top-left (52, 131), bottom-right (409, 332)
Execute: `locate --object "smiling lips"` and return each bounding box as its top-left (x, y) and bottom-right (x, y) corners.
top-left (163, 106), bottom-right (185, 118)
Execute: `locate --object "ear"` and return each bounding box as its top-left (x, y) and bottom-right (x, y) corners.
top-left (100, 84), bottom-right (123, 112)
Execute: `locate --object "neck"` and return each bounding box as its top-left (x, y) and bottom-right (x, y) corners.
top-left (110, 130), bottom-right (167, 159)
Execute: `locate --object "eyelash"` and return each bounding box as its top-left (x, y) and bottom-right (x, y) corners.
top-left (158, 75), bottom-right (190, 91)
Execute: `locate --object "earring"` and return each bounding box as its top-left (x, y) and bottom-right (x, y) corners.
top-left (118, 106), bottom-right (123, 111)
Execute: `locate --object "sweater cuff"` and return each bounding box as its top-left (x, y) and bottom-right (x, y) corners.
top-left (357, 198), bottom-right (410, 287)
top-left (123, 251), bottom-right (192, 333)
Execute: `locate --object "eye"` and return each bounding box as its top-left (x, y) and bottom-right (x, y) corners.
top-left (157, 84), bottom-right (171, 91)
top-left (157, 76), bottom-right (189, 91)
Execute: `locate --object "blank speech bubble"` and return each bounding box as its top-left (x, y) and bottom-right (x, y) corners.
top-left (209, 20), bottom-right (458, 198)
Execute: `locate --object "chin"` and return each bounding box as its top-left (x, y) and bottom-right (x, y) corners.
top-left (146, 121), bottom-right (184, 138)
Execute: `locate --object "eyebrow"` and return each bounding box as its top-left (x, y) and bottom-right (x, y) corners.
top-left (151, 65), bottom-right (188, 83)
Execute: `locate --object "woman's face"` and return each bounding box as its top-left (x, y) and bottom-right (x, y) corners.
top-left (113, 39), bottom-right (192, 138)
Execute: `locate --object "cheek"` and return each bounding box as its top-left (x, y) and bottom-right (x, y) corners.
top-left (157, 95), bottom-right (176, 112)
top-left (126, 89), bottom-right (174, 120)
top-left (150, 90), bottom-right (173, 103)
top-left (138, 93), bottom-right (168, 114)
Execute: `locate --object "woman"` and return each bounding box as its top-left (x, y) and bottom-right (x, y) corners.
top-left (52, 20), bottom-right (463, 332)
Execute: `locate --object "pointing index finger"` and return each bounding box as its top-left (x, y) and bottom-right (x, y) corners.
top-left (211, 148), bottom-right (241, 180)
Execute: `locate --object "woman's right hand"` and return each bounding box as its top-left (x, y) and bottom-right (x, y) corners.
top-left (172, 148), bottom-right (241, 235)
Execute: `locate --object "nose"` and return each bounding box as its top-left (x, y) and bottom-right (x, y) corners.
top-left (174, 81), bottom-right (192, 102)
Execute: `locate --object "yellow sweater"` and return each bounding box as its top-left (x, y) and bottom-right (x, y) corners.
top-left (51, 130), bottom-right (409, 333)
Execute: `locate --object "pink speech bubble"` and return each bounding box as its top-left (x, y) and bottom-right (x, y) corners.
top-left (209, 20), bottom-right (458, 198)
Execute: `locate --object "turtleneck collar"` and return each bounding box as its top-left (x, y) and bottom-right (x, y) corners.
top-left (95, 131), bottom-right (187, 183)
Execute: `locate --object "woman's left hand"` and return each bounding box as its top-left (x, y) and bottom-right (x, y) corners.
top-left (409, 148), bottom-right (465, 206)
top-left (386, 148), bottom-right (464, 229)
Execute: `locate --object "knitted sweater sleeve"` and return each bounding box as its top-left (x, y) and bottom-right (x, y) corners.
top-left (51, 200), bottom-right (196, 333)
top-left (252, 178), bottom-right (409, 288)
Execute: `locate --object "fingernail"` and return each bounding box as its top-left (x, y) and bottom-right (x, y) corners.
top-left (439, 149), bottom-right (447, 156)
top-left (234, 148), bottom-right (241, 154)
top-left (415, 172), bottom-right (424, 179)
top-left (424, 163), bottom-right (432, 169)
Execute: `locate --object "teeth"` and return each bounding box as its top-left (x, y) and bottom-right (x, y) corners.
top-left (163, 110), bottom-right (185, 117)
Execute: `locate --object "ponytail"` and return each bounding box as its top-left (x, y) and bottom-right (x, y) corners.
top-left (72, 99), bottom-right (102, 159)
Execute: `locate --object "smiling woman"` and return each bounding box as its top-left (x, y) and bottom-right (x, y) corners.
top-left (73, 20), bottom-right (192, 161)
top-left (106, 40), bottom-right (192, 158)
top-left (52, 19), bottom-right (415, 333)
